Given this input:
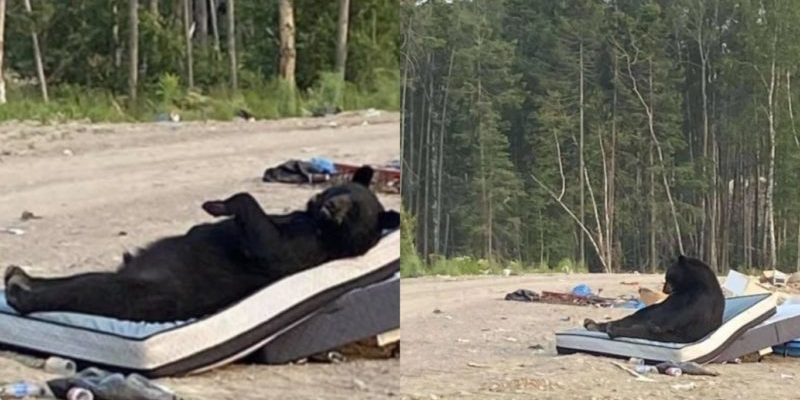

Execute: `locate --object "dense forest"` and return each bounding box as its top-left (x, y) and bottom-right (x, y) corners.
top-left (0, 0), bottom-right (398, 121)
top-left (401, 0), bottom-right (800, 274)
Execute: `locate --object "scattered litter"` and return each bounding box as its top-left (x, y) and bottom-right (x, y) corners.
top-left (117, 231), bottom-right (128, 236)
top-left (262, 159), bottom-right (334, 184)
top-left (620, 281), bottom-right (639, 285)
top-left (47, 367), bottom-right (176, 400)
top-left (432, 309), bottom-right (442, 314)
top-left (363, 108), bottom-right (381, 118)
top-left (502, 268), bottom-right (512, 277)
top-left (571, 284), bottom-right (593, 297)
top-left (671, 382), bottom-right (696, 391)
top-left (656, 361), bottom-right (718, 376)
top-left (20, 211), bottom-right (43, 221)
top-left (504, 337), bottom-right (518, 342)
top-left (67, 387), bottom-right (94, 400)
top-left (781, 373), bottom-right (794, 379)
top-left (44, 356), bottom-right (77, 376)
top-left (611, 361), bottom-right (655, 382)
top-left (327, 121), bottom-right (339, 128)
top-left (467, 362), bottom-right (490, 368)
top-left (352, 378), bottom-right (367, 391)
top-left (63, 149), bottom-right (74, 156)
top-left (504, 289), bottom-right (539, 302)
top-left (762, 270), bottom-right (788, 287)
top-left (560, 316), bottom-right (571, 322)
top-left (528, 344), bottom-right (544, 351)
top-left (1, 227), bottom-right (25, 235)
top-left (456, 338), bottom-right (470, 343)
top-left (0, 381), bottom-right (50, 398)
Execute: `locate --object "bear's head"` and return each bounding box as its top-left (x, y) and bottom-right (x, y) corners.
top-left (307, 165), bottom-right (400, 256)
top-left (662, 254), bottom-right (715, 294)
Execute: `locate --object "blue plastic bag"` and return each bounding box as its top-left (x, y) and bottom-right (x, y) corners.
top-left (571, 284), bottom-right (593, 297)
top-left (310, 157), bottom-right (337, 174)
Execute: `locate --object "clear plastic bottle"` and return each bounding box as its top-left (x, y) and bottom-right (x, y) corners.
top-left (634, 365), bottom-right (658, 374)
top-left (66, 387), bottom-right (94, 400)
top-left (663, 367), bottom-right (683, 377)
top-left (0, 382), bottom-right (47, 398)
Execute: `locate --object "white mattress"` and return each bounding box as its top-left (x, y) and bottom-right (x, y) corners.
top-left (0, 231), bottom-right (400, 377)
top-left (555, 293), bottom-right (777, 363)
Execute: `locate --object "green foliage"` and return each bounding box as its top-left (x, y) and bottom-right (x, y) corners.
top-left (0, 0), bottom-right (398, 122)
top-left (403, 0), bottom-right (800, 273)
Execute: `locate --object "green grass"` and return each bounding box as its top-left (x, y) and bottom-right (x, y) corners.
top-left (401, 254), bottom-right (589, 278)
top-left (0, 70), bottom-right (398, 124)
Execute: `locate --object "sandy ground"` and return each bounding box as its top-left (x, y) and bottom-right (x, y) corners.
top-left (0, 111), bottom-right (400, 399)
top-left (401, 273), bottom-right (800, 400)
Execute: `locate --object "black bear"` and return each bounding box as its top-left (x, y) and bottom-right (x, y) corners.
top-left (4, 166), bottom-right (400, 322)
top-left (583, 255), bottom-right (724, 343)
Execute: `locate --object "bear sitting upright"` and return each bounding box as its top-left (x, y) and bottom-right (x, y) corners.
top-left (584, 255), bottom-right (724, 343)
top-left (4, 166), bottom-right (400, 322)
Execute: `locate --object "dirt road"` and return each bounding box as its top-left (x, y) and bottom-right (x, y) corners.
top-left (401, 273), bottom-right (800, 400)
top-left (0, 112), bottom-right (400, 399)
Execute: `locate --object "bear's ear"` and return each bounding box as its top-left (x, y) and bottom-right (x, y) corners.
top-left (352, 166), bottom-right (374, 187)
top-left (379, 210), bottom-right (400, 230)
top-left (678, 254), bottom-right (688, 265)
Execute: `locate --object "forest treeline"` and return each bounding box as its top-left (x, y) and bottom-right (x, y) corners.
top-left (0, 0), bottom-right (398, 121)
top-left (401, 0), bottom-right (800, 275)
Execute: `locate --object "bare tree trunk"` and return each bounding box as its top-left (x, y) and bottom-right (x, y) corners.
top-left (422, 77), bottom-right (433, 261)
top-left (208, 0), bottom-right (221, 56)
top-left (622, 52), bottom-right (685, 254)
top-left (649, 145), bottom-right (656, 272)
top-left (128, 0), bottom-right (139, 101)
top-left (0, 0), bottom-right (5, 104)
top-left (23, 0), bottom-right (47, 102)
top-left (335, 0), bottom-right (350, 77)
top-left (764, 37), bottom-right (778, 268)
top-left (150, 0), bottom-right (158, 15)
top-left (113, 4), bottom-right (122, 68)
top-left (182, 0), bottom-right (194, 88)
top-left (578, 40), bottom-right (586, 268)
top-left (434, 50), bottom-right (455, 255)
top-left (226, 0), bottom-right (236, 89)
top-left (195, 0), bottom-right (208, 46)
top-left (697, 21), bottom-right (717, 270)
top-left (278, 0), bottom-right (295, 85)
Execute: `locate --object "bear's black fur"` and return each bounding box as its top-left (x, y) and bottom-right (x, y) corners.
top-left (4, 166), bottom-right (400, 322)
top-left (583, 255), bottom-right (724, 343)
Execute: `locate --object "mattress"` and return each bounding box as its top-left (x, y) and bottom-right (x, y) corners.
top-left (0, 230), bottom-right (399, 377)
top-left (555, 293), bottom-right (777, 363)
top-left (714, 303), bottom-right (800, 362)
top-left (250, 273), bottom-right (399, 364)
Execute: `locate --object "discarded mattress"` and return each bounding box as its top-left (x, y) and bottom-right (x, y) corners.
top-left (555, 293), bottom-right (777, 363)
top-left (715, 303), bottom-right (800, 362)
top-left (0, 231), bottom-right (400, 378)
top-left (249, 273), bottom-right (399, 364)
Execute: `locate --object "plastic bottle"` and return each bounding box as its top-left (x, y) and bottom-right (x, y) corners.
top-left (664, 367), bottom-right (683, 377)
top-left (66, 387), bottom-right (94, 400)
top-left (0, 382), bottom-right (47, 398)
top-left (627, 357), bottom-right (644, 366)
top-left (44, 356), bottom-right (77, 376)
top-left (633, 365), bottom-right (658, 374)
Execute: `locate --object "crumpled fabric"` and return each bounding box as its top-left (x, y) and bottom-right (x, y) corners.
top-left (504, 289), bottom-right (540, 302)
top-left (47, 367), bottom-right (176, 400)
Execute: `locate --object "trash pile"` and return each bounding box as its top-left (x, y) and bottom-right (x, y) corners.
top-left (505, 284), bottom-right (644, 309)
top-left (0, 356), bottom-right (176, 400)
top-left (262, 157), bottom-right (400, 194)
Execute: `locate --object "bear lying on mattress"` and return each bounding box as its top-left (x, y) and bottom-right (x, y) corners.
top-left (583, 255), bottom-right (724, 343)
top-left (4, 166), bottom-right (400, 322)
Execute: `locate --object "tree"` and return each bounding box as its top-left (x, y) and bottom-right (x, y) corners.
top-left (278, 0), bottom-right (295, 85)
top-left (227, 0), bottom-right (236, 89)
top-left (129, 0), bottom-right (139, 100)
top-left (335, 0), bottom-right (350, 77)
top-left (23, 0), bottom-right (47, 102)
top-left (0, 0), bottom-right (6, 104)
